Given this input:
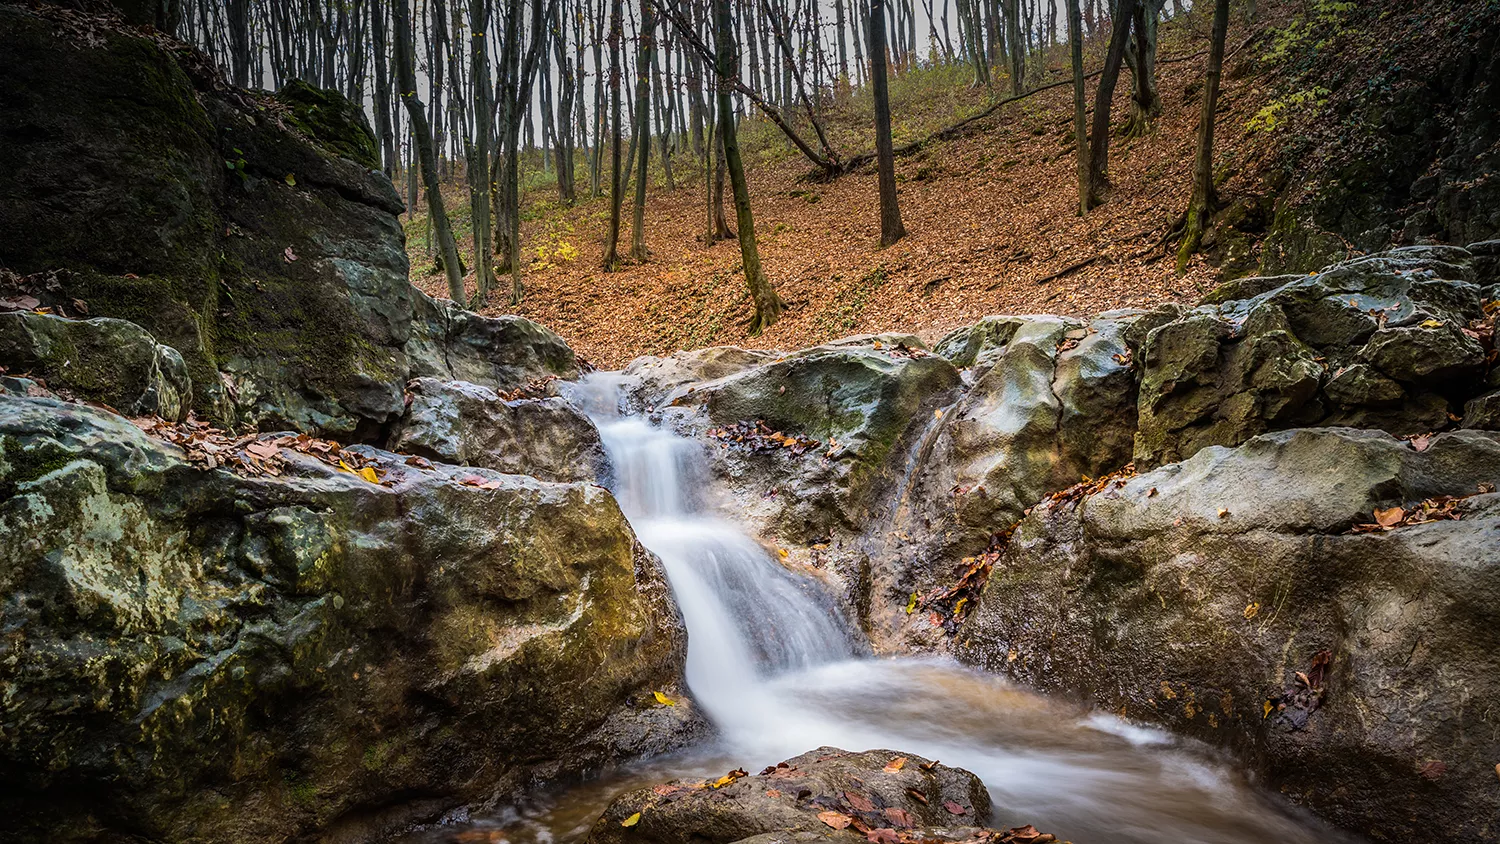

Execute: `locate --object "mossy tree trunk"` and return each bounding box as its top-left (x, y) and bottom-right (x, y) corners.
top-left (714, 0), bottom-right (781, 335)
top-left (1176, 0), bottom-right (1230, 272)
top-left (393, 0), bottom-right (465, 303)
top-left (870, 0), bottom-right (906, 247)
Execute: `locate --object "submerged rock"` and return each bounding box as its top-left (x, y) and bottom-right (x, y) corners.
top-left (587, 748), bottom-right (1002, 844)
top-left (955, 427), bottom-right (1500, 842)
top-left (0, 393), bottom-right (698, 843)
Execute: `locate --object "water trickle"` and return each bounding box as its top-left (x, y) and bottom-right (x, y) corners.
top-left (408, 375), bottom-right (1362, 844)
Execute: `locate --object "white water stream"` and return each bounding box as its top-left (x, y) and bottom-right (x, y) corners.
top-left (403, 375), bottom-right (1361, 844)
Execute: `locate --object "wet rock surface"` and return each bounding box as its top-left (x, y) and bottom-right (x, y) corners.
top-left (0, 393), bottom-right (698, 843)
top-left (955, 427), bottom-right (1500, 842)
top-left (585, 748), bottom-right (1046, 844)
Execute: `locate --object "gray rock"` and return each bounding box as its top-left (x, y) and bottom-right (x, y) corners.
top-left (406, 290), bottom-right (580, 391)
top-left (1463, 390), bottom-right (1500, 430)
top-left (391, 377), bottom-right (605, 482)
top-left (0, 393), bottom-right (697, 843)
top-left (956, 427), bottom-right (1500, 842)
top-left (586, 748), bottom-right (992, 844)
top-left (0, 311), bottom-right (191, 420)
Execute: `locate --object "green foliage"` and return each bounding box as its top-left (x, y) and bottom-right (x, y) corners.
top-left (1245, 87), bottom-right (1330, 134)
top-left (1262, 0), bottom-right (1356, 65)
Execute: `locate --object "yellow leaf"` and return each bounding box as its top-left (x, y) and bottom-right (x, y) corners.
top-left (905, 592), bottom-right (918, 614)
top-left (1420, 318), bottom-right (1444, 328)
top-left (777, 548), bottom-right (789, 559)
top-left (933, 408), bottom-right (944, 419)
top-left (953, 597), bottom-right (968, 616)
top-left (883, 757), bottom-right (907, 773)
top-left (337, 459), bottom-right (356, 474)
top-left (621, 812), bottom-right (641, 828)
top-left (1262, 700), bottom-right (1274, 719)
top-left (357, 466), bottom-right (379, 484)
top-left (284, 173), bottom-right (297, 186)
top-left (653, 691), bottom-right (676, 706)
top-left (1243, 602), bottom-right (1260, 620)
top-left (872, 341), bottom-right (884, 350)
top-left (1217, 507), bottom-right (1230, 519)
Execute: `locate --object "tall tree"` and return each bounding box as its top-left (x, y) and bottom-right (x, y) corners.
top-left (393, 0), bottom-right (465, 302)
top-left (629, 0), bottom-right (655, 262)
top-left (1084, 0), bottom-right (1137, 207)
top-left (1067, 0), bottom-right (1088, 215)
top-left (602, 0), bottom-right (626, 269)
top-left (468, 0), bottom-right (495, 305)
top-left (1176, 0), bottom-right (1230, 270)
top-left (714, 0), bottom-right (781, 335)
top-left (869, 0), bottom-right (905, 246)
top-left (1123, 0), bottom-right (1164, 137)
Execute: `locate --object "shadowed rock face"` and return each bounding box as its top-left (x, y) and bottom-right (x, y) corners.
top-left (956, 427), bottom-right (1500, 842)
top-left (586, 748), bottom-right (995, 844)
top-left (0, 6), bottom-right (577, 439)
top-left (0, 394), bottom-right (698, 844)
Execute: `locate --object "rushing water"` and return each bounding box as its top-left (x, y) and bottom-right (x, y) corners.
top-left (399, 374), bottom-right (1360, 844)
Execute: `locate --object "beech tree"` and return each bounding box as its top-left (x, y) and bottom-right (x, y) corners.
top-left (629, 0), bottom-right (655, 262)
top-left (602, 0), bottom-right (626, 270)
top-left (1085, 0), bottom-right (1138, 208)
top-left (1067, 0), bottom-right (1087, 216)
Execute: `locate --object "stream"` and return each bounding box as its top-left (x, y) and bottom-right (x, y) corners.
top-left (399, 375), bottom-right (1360, 844)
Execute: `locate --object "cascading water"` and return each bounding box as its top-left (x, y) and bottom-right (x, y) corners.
top-left (408, 376), bottom-right (1363, 844)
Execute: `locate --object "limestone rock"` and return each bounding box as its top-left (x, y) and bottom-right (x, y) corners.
top-left (0, 393), bottom-right (696, 843)
top-left (406, 290), bottom-right (580, 391)
top-left (956, 427), bottom-right (1500, 842)
top-left (391, 377), bottom-right (605, 482)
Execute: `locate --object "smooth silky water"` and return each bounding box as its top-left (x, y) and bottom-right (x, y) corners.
top-left (398, 374), bottom-right (1361, 844)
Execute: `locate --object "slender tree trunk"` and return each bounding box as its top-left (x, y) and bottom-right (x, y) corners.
top-left (1085, 0), bottom-right (1136, 206)
top-left (468, 0), bottom-right (495, 306)
top-left (713, 119), bottom-right (733, 239)
top-left (870, 0), bottom-right (905, 246)
top-left (629, 0), bottom-right (654, 261)
top-left (1124, 0), bottom-right (1163, 137)
top-left (602, 0), bottom-right (626, 269)
top-left (1177, 0), bottom-right (1229, 271)
top-left (1067, 0), bottom-right (1088, 215)
top-left (714, 0), bottom-right (780, 335)
top-left (394, 0), bottom-right (465, 302)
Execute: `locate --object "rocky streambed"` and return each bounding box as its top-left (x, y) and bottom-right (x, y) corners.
top-left (3, 5), bottom-right (1500, 843)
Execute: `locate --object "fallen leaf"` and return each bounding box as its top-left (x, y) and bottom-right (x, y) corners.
top-left (1410, 435), bottom-right (1432, 452)
top-left (905, 592), bottom-right (918, 614)
top-left (357, 466), bottom-right (379, 484)
top-left (284, 173), bottom-right (297, 186)
top-left (882, 808), bottom-right (915, 828)
top-left (918, 759), bottom-right (938, 771)
top-left (1419, 318), bottom-right (1445, 328)
top-left (652, 691), bottom-right (676, 706)
top-left (905, 788), bottom-right (928, 805)
top-left (1243, 601), bottom-right (1260, 620)
top-left (942, 800), bottom-right (967, 816)
top-left (933, 408), bottom-right (943, 419)
top-left (1262, 700), bottom-right (1274, 719)
top-left (818, 812), bottom-right (853, 830)
top-left (844, 791), bottom-right (877, 813)
top-left (1217, 507), bottom-right (1230, 518)
top-left (866, 828), bottom-right (900, 844)
top-left (710, 768), bottom-right (747, 789)
top-left (284, 246), bottom-right (298, 262)
top-left (1374, 506), bottom-right (1404, 527)
top-left (777, 548), bottom-right (789, 559)
top-left (245, 441), bottom-right (279, 459)
top-left (620, 812), bottom-right (641, 828)
top-left (883, 757), bottom-right (907, 773)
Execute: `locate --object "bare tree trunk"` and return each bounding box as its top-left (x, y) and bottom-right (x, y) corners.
top-left (1124, 0), bottom-right (1163, 137)
top-left (602, 0), bottom-right (626, 270)
top-left (468, 0), bottom-right (495, 306)
top-left (1176, 0), bottom-right (1229, 271)
top-left (1067, 0), bottom-right (1088, 215)
top-left (714, 0), bottom-right (780, 335)
top-left (870, 0), bottom-right (905, 246)
top-left (1085, 0), bottom-right (1136, 207)
top-left (553, 0), bottom-right (577, 204)
top-left (394, 0), bottom-right (465, 302)
top-left (713, 119), bottom-right (733, 240)
top-left (629, 0), bottom-right (654, 262)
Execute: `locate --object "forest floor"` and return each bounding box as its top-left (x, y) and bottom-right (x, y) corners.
top-left (408, 6), bottom-right (1284, 368)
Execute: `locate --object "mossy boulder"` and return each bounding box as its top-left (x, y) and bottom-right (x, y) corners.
top-left (0, 5), bottom-right (411, 437)
top-left (955, 427), bottom-right (1500, 842)
top-left (1129, 246), bottom-right (1494, 467)
top-left (0, 311), bottom-right (191, 420)
top-left (0, 393), bottom-right (697, 843)
top-left (406, 289), bottom-right (581, 390)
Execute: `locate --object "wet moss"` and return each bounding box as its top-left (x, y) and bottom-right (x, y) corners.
top-left (274, 80), bottom-right (381, 170)
top-left (0, 436), bottom-right (75, 499)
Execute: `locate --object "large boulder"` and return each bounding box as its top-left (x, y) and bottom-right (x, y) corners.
top-left (955, 427), bottom-right (1500, 841)
top-left (1130, 247), bottom-right (1495, 467)
top-left (0, 393), bottom-right (697, 843)
top-left (391, 376), bottom-right (606, 483)
top-left (0, 311), bottom-right (191, 421)
top-left (586, 748), bottom-right (998, 844)
top-left (406, 290), bottom-right (580, 391)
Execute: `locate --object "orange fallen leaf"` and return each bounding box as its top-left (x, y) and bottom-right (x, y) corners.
top-left (882, 756), bottom-right (906, 773)
top-left (942, 800), bottom-right (967, 815)
top-left (818, 811), bottom-right (853, 830)
top-left (1374, 506), bottom-right (1404, 527)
